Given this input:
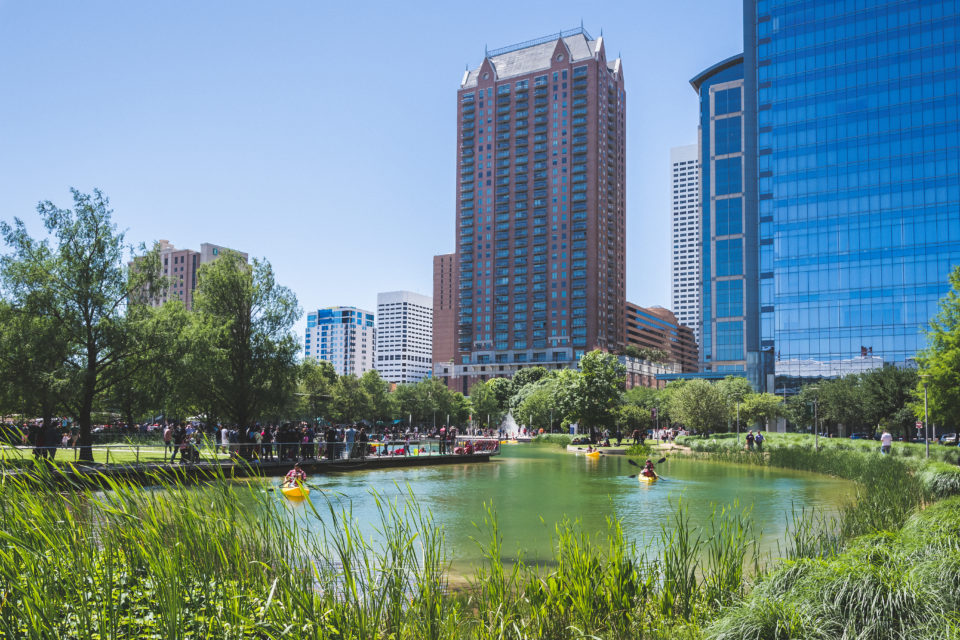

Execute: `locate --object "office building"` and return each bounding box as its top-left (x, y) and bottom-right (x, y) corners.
top-left (304, 306), bottom-right (375, 377)
top-left (746, 0), bottom-right (960, 389)
top-left (625, 303), bottom-right (698, 373)
top-left (453, 26), bottom-right (626, 392)
top-left (691, 55), bottom-right (762, 387)
top-left (670, 144), bottom-right (701, 347)
top-left (145, 240), bottom-right (248, 310)
top-left (432, 254), bottom-right (457, 371)
top-left (376, 291), bottom-right (433, 384)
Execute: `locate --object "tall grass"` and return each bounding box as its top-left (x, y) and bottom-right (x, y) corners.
top-left (0, 465), bottom-right (781, 639)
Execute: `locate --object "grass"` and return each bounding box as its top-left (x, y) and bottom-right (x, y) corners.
top-left (0, 465), bottom-right (787, 639)
top-left (0, 441), bottom-right (232, 467)
top-left (707, 496), bottom-right (960, 640)
top-left (530, 433), bottom-right (573, 447)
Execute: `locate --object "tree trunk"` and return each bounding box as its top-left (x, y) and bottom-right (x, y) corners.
top-left (77, 379), bottom-right (96, 463)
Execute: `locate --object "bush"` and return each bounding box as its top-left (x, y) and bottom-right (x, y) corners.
top-left (917, 461), bottom-right (960, 499)
top-left (530, 433), bottom-right (572, 448)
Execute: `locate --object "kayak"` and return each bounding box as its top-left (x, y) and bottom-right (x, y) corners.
top-left (281, 485), bottom-right (310, 499)
top-left (585, 451), bottom-right (601, 459)
top-left (638, 474), bottom-right (658, 484)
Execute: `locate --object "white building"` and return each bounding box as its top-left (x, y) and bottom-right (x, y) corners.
top-left (304, 306), bottom-right (375, 377)
top-left (375, 291), bottom-right (433, 384)
top-left (670, 144), bottom-right (701, 347)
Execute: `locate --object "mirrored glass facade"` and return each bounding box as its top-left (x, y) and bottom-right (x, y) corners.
top-left (692, 55), bottom-right (766, 387)
top-left (746, 0), bottom-right (960, 390)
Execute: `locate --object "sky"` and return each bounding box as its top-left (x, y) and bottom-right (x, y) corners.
top-left (0, 0), bottom-right (743, 338)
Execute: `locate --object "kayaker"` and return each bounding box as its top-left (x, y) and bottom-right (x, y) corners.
top-left (283, 463), bottom-right (307, 486)
top-left (641, 459), bottom-right (657, 478)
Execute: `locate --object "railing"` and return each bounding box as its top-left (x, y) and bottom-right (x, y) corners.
top-left (486, 27), bottom-right (594, 58)
top-left (0, 437), bottom-right (501, 468)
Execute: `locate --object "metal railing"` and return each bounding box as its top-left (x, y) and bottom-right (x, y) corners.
top-left (0, 437), bottom-right (501, 468)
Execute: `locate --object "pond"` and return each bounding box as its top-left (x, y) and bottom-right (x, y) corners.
top-left (267, 444), bottom-right (854, 576)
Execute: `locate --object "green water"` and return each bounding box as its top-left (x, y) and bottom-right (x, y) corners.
top-left (269, 445), bottom-right (854, 573)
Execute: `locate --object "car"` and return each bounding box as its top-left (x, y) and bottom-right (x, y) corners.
top-left (939, 433), bottom-right (958, 446)
top-left (849, 433), bottom-right (871, 440)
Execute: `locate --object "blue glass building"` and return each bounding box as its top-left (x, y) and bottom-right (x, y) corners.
top-left (702, 1), bottom-right (960, 391)
top-left (692, 55), bottom-right (769, 389)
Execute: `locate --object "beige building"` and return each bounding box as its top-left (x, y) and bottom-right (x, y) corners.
top-left (148, 240), bottom-right (248, 310)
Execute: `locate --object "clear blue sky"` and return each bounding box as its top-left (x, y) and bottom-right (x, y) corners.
top-left (0, 1), bottom-right (742, 338)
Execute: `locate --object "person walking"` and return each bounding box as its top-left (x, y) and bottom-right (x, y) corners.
top-left (163, 425), bottom-right (173, 456)
top-left (170, 423), bottom-right (184, 464)
top-left (755, 431), bottom-right (765, 451)
top-left (880, 429), bottom-right (893, 454)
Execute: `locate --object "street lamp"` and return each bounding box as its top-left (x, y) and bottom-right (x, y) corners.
top-left (921, 373), bottom-right (930, 459)
top-left (737, 398), bottom-right (740, 447)
top-left (809, 387), bottom-right (819, 451)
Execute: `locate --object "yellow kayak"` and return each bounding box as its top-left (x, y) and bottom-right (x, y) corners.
top-left (281, 485), bottom-right (310, 499)
top-left (638, 474), bottom-right (658, 484)
top-left (585, 451), bottom-right (601, 459)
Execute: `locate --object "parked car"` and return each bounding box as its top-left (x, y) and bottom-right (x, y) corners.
top-left (939, 433), bottom-right (958, 446)
top-left (849, 433), bottom-right (871, 440)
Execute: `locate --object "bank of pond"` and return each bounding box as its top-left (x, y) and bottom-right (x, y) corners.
top-left (0, 443), bottom-right (958, 638)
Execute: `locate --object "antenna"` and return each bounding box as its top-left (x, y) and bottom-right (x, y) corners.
top-left (484, 44), bottom-right (488, 58)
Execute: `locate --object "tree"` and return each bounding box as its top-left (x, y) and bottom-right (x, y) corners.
top-left (468, 380), bottom-right (505, 429)
top-left (331, 374), bottom-right (370, 424)
top-left (0, 299), bottom-right (71, 442)
top-left (0, 190), bottom-right (174, 461)
top-left (299, 359), bottom-right (337, 423)
top-left (667, 379), bottom-right (728, 433)
top-left (917, 266), bottom-right (960, 432)
top-left (570, 350), bottom-right (625, 437)
top-left (817, 375), bottom-right (867, 436)
top-left (860, 364), bottom-right (918, 439)
top-left (190, 250), bottom-right (300, 439)
top-left (741, 393), bottom-right (783, 431)
top-left (511, 366), bottom-right (549, 394)
top-left (359, 369), bottom-right (393, 425)
top-left (623, 345), bottom-right (669, 363)
top-left (486, 377), bottom-right (514, 413)
top-left (512, 377), bottom-right (558, 431)
top-left (618, 403), bottom-right (651, 433)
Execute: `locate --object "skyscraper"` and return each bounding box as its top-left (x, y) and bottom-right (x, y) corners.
top-left (745, 0), bottom-right (960, 389)
top-left (142, 240), bottom-right (248, 311)
top-left (432, 253), bottom-right (457, 370)
top-left (453, 27), bottom-right (626, 392)
top-left (376, 291), bottom-right (433, 384)
top-left (304, 306), bottom-right (375, 377)
top-left (670, 144), bottom-right (701, 347)
top-left (691, 55), bottom-right (763, 387)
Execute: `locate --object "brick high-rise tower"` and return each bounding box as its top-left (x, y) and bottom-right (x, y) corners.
top-left (452, 27), bottom-right (625, 392)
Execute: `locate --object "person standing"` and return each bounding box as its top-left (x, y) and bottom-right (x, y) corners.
top-left (746, 431), bottom-right (755, 450)
top-left (439, 425), bottom-right (447, 455)
top-left (163, 425), bottom-right (173, 455)
top-left (345, 424), bottom-right (356, 460)
top-left (880, 429), bottom-right (893, 454)
top-left (755, 431), bottom-right (765, 451)
top-left (170, 423), bottom-right (184, 464)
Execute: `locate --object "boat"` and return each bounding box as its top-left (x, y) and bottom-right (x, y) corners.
top-left (281, 485), bottom-right (310, 499)
top-left (584, 450), bottom-right (601, 459)
top-left (638, 473), bottom-right (658, 484)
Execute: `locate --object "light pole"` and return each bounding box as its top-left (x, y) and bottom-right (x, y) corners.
top-left (809, 387), bottom-right (819, 451)
top-left (737, 398), bottom-right (740, 447)
top-left (921, 374), bottom-right (930, 459)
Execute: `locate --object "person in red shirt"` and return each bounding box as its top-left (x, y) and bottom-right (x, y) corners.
top-left (283, 463), bottom-right (307, 486)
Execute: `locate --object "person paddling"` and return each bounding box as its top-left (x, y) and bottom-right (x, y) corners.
top-left (283, 463), bottom-right (307, 487)
top-left (641, 459), bottom-right (657, 478)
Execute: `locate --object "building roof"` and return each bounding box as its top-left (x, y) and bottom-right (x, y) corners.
top-left (689, 53), bottom-right (744, 93)
top-left (461, 28), bottom-right (615, 89)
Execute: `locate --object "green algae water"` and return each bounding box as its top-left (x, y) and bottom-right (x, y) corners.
top-left (267, 445), bottom-right (853, 575)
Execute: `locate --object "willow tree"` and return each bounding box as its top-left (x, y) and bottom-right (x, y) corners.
top-left (0, 189), bottom-right (173, 461)
top-left (189, 251), bottom-right (300, 438)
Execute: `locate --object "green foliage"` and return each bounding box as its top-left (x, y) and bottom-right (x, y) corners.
top-left (0, 190), bottom-right (179, 459)
top-left (511, 376), bottom-right (559, 431)
top-left (568, 350), bottom-right (625, 432)
top-left (917, 265), bottom-right (960, 430)
top-left (668, 379), bottom-right (729, 433)
top-left (623, 344), bottom-right (670, 363)
top-left (740, 393), bottom-right (783, 430)
top-left (530, 433), bottom-right (573, 447)
top-left (188, 250), bottom-right (300, 431)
